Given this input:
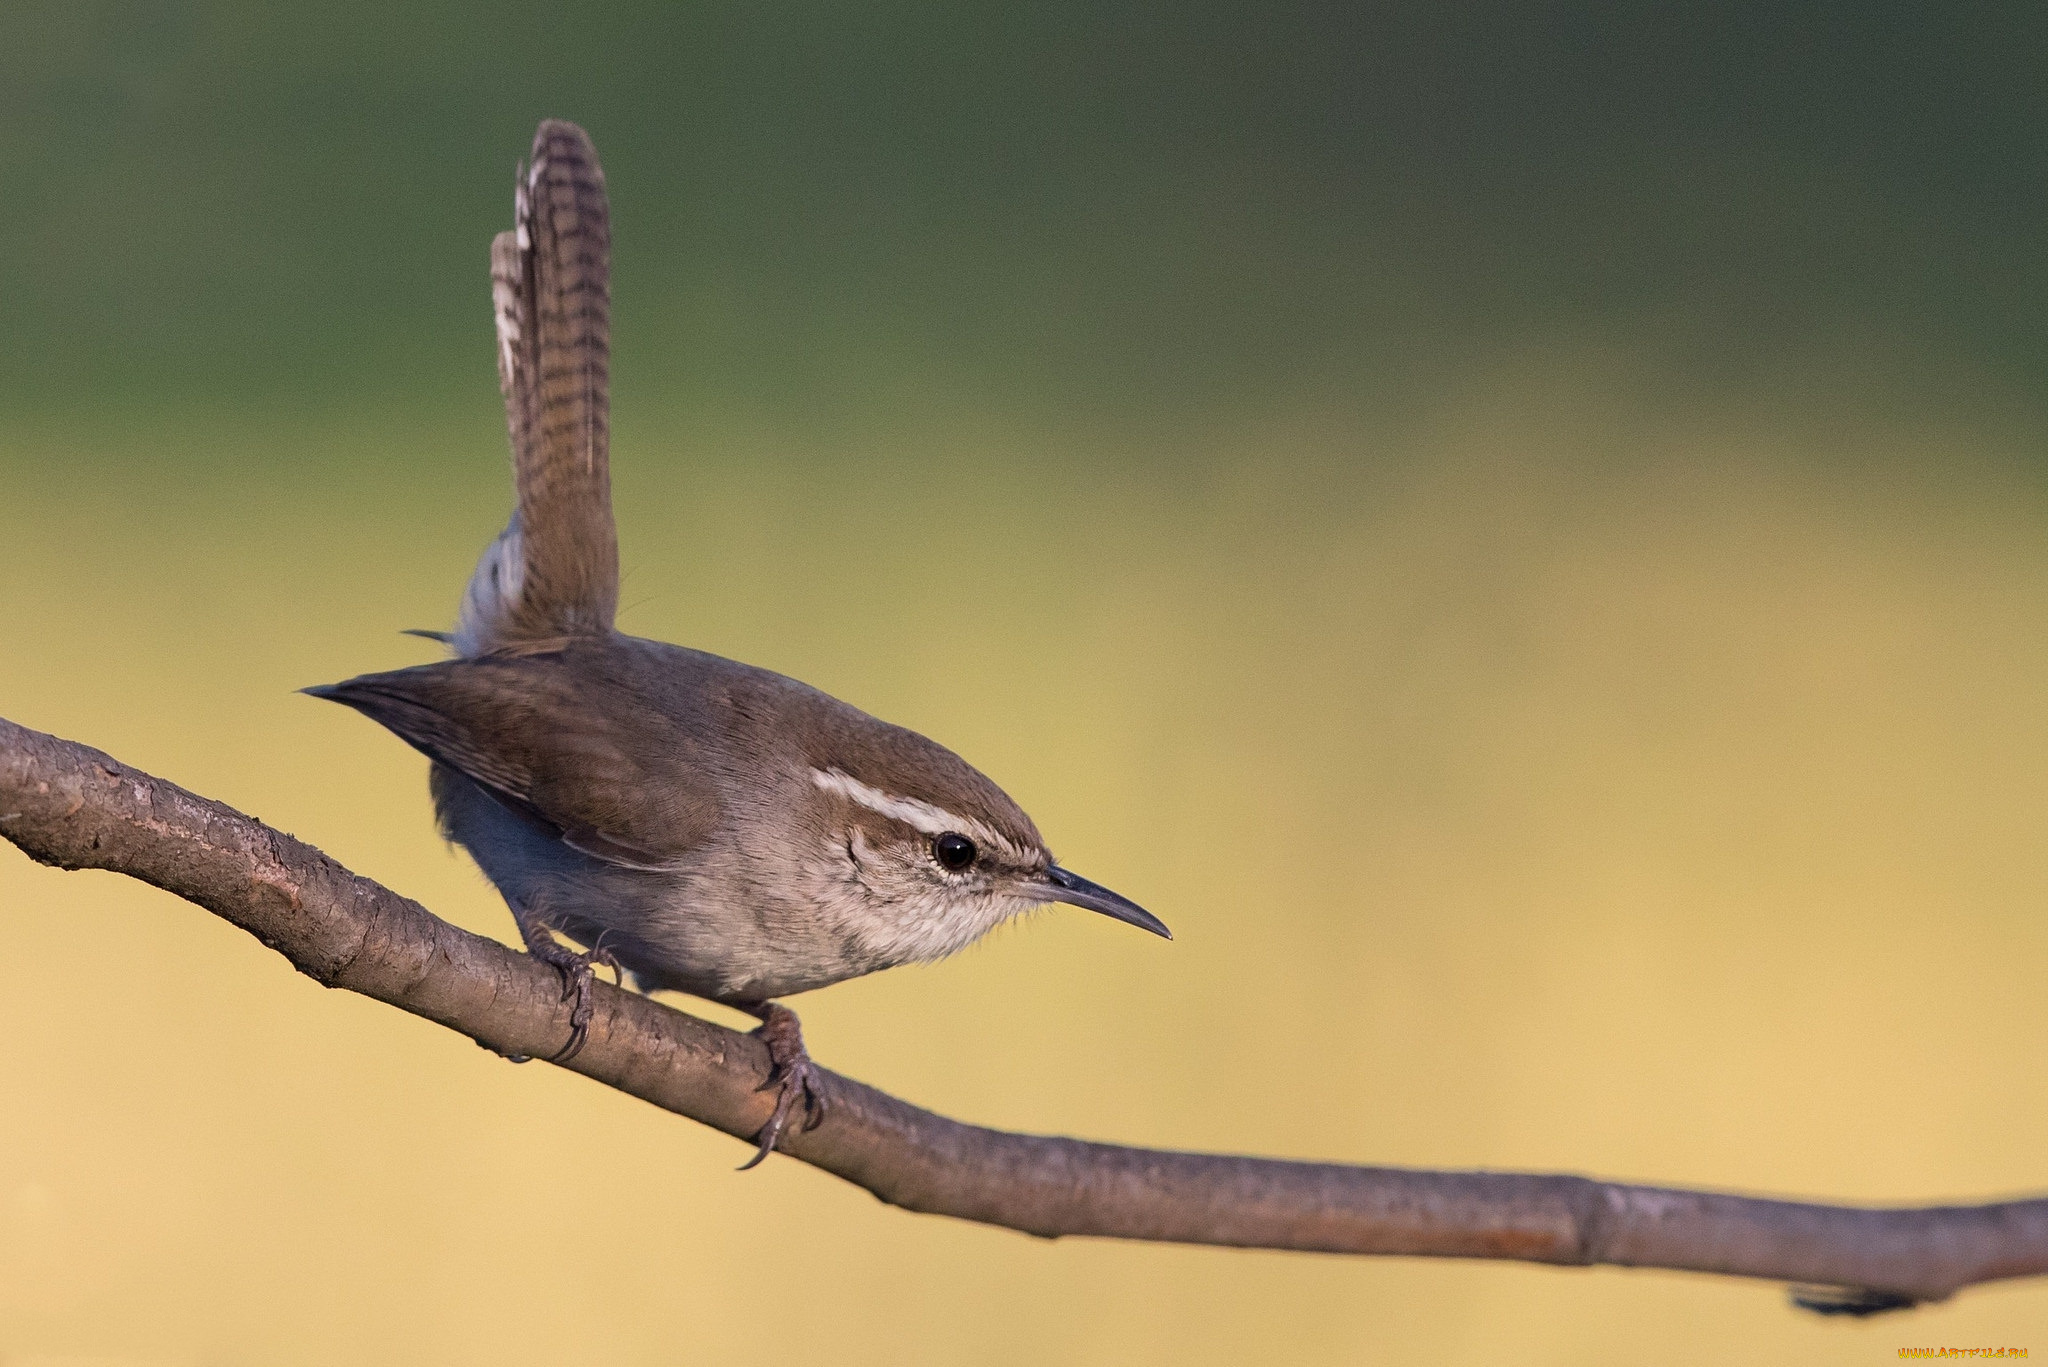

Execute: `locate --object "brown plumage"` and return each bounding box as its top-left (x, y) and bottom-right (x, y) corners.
top-left (467, 120), bottom-right (617, 651)
top-left (310, 119), bottom-right (1167, 1167)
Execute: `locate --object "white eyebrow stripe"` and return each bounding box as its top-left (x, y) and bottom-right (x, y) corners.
top-left (810, 768), bottom-right (1028, 862)
top-left (811, 768), bottom-right (960, 836)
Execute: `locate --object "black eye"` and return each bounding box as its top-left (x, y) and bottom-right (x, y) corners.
top-left (932, 833), bottom-right (977, 871)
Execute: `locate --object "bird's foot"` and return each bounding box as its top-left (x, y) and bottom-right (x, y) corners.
top-left (519, 920), bottom-right (623, 1064)
top-left (737, 1001), bottom-right (828, 1170)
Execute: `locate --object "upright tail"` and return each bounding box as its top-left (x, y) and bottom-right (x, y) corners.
top-left (453, 119), bottom-right (618, 657)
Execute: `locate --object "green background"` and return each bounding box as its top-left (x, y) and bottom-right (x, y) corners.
top-left (3, 2), bottom-right (2046, 1362)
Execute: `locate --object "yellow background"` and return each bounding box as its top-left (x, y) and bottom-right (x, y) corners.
top-left (4, 3), bottom-right (2047, 1362)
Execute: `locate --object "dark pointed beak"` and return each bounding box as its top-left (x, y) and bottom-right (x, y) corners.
top-left (1040, 866), bottom-right (1172, 940)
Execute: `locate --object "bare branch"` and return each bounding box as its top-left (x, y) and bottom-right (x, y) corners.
top-left (3, 714), bottom-right (2042, 1310)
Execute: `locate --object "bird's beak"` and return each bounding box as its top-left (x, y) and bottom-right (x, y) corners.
top-left (1040, 866), bottom-right (1172, 940)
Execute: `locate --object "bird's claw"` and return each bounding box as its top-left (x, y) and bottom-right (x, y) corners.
top-left (519, 922), bottom-right (622, 1064)
top-left (738, 1002), bottom-right (828, 1170)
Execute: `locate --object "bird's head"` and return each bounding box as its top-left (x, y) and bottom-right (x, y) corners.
top-left (794, 745), bottom-right (1169, 968)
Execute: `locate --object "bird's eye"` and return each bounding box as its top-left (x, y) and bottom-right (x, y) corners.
top-left (932, 833), bottom-right (977, 871)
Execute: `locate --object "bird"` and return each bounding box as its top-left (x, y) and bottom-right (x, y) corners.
top-left (306, 119), bottom-right (1170, 1167)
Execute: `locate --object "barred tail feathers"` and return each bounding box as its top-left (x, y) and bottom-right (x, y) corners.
top-left (455, 119), bottom-right (617, 656)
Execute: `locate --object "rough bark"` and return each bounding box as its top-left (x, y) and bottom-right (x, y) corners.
top-left (3, 714), bottom-right (2040, 1312)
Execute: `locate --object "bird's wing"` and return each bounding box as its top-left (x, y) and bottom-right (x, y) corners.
top-left (456, 119), bottom-right (619, 656)
top-left (306, 655), bottom-right (718, 871)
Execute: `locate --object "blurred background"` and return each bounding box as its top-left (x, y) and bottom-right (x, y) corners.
top-left (3, 1), bottom-right (2047, 1362)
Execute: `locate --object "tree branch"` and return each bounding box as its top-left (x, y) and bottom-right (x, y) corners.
top-left (2, 714), bottom-right (2041, 1312)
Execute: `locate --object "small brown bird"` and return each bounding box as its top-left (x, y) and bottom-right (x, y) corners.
top-left (307, 120), bottom-right (1169, 1166)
